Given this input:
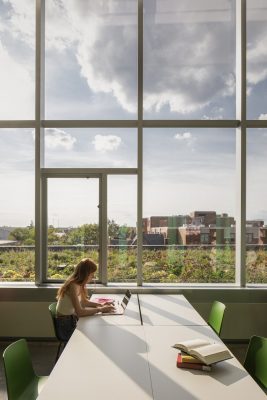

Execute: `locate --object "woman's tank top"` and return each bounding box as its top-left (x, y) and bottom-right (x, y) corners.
top-left (56, 292), bottom-right (75, 316)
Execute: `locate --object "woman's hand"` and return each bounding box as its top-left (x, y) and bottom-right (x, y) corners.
top-left (103, 300), bottom-right (115, 306)
top-left (101, 304), bottom-right (116, 313)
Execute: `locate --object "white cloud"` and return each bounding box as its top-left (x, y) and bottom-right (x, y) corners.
top-left (43, 1), bottom-right (235, 115)
top-left (92, 134), bottom-right (121, 153)
top-left (258, 113), bottom-right (267, 120)
top-left (2, 1), bottom-right (236, 117)
top-left (45, 128), bottom-right (76, 150)
top-left (247, 28), bottom-right (267, 87)
top-left (174, 132), bottom-right (192, 141)
top-left (1, 0), bottom-right (35, 47)
top-left (201, 114), bottom-right (223, 120)
top-left (0, 40), bottom-right (34, 118)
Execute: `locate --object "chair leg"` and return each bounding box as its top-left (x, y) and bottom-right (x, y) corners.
top-left (55, 342), bottom-right (62, 364)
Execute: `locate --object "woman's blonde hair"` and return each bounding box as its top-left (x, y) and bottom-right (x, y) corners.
top-left (57, 258), bottom-right (97, 300)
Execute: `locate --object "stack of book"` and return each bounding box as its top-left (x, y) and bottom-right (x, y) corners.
top-left (173, 338), bottom-right (233, 372)
top-left (176, 352), bottom-right (211, 371)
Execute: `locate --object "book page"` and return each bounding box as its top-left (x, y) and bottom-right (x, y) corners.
top-left (173, 338), bottom-right (210, 352)
top-left (190, 343), bottom-right (232, 365)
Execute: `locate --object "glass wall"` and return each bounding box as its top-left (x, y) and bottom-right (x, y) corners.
top-left (247, 0), bottom-right (267, 119)
top-left (1, 0), bottom-right (267, 286)
top-left (0, 0), bottom-right (35, 119)
top-left (44, 128), bottom-right (137, 168)
top-left (45, 0), bottom-right (137, 119)
top-left (246, 129), bottom-right (267, 283)
top-left (0, 129), bottom-right (35, 281)
top-left (143, 0), bottom-right (236, 120)
top-left (107, 175), bottom-right (137, 282)
top-left (46, 178), bottom-right (100, 280)
top-left (143, 128), bottom-right (236, 283)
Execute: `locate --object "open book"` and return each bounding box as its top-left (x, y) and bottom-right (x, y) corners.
top-left (173, 338), bottom-right (233, 365)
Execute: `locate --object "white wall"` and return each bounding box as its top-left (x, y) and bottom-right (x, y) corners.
top-left (0, 295), bottom-right (266, 339)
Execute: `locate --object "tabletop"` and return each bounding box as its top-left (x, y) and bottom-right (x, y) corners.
top-left (139, 294), bottom-right (208, 326)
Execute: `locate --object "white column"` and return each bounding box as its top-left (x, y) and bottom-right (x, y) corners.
top-left (235, 0), bottom-right (246, 287)
top-left (137, 0), bottom-right (144, 286)
top-left (35, 0), bottom-right (45, 283)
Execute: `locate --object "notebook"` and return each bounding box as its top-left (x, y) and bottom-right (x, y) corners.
top-left (101, 290), bottom-right (132, 315)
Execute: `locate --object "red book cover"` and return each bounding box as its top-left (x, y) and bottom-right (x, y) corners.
top-left (176, 354), bottom-right (211, 371)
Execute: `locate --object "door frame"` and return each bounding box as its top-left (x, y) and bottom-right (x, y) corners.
top-left (40, 172), bottom-right (107, 284)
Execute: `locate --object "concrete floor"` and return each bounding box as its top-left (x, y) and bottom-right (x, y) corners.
top-left (0, 340), bottom-right (248, 400)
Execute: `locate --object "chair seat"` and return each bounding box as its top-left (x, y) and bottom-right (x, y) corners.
top-left (13, 375), bottom-right (48, 400)
top-left (3, 339), bottom-right (49, 400)
top-left (38, 376), bottom-right (49, 395)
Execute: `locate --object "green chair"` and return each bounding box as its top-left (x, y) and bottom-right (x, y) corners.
top-left (3, 338), bottom-right (48, 400)
top-left (48, 302), bottom-right (66, 363)
top-left (244, 335), bottom-right (267, 392)
top-left (208, 301), bottom-right (226, 336)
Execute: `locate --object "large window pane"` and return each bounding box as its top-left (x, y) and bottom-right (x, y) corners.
top-left (46, 178), bottom-right (100, 281)
top-left (45, 0), bottom-right (137, 119)
top-left (0, 0), bottom-right (35, 119)
top-left (247, 129), bottom-right (267, 283)
top-left (247, 1), bottom-right (267, 119)
top-left (0, 129), bottom-right (35, 281)
top-left (108, 175), bottom-right (137, 282)
top-left (143, 0), bottom-right (235, 120)
top-left (143, 128), bottom-right (236, 283)
top-left (45, 128), bottom-right (137, 168)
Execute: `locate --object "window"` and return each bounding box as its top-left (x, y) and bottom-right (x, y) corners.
top-left (247, 129), bottom-right (267, 284)
top-left (247, 0), bottom-right (267, 119)
top-left (0, 129), bottom-right (35, 281)
top-left (45, 0), bottom-right (137, 120)
top-left (143, 0), bottom-right (236, 120)
top-left (143, 128), bottom-right (236, 283)
top-left (1, 0), bottom-right (267, 286)
top-left (0, 0), bottom-right (35, 119)
top-left (44, 128), bottom-right (137, 168)
top-left (107, 175), bottom-right (137, 282)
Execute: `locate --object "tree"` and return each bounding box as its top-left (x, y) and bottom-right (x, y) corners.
top-left (67, 224), bottom-right (99, 245)
top-left (8, 227), bottom-right (34, 244)
top-left (108, 219), bottom-right (120, 239)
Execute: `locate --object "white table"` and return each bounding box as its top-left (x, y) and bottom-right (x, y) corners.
top-left (143, 325), bottom-right (266, 400)
top-left (37, 325), bottom-right (153, 400)
top-left (139, 294), bottom-right (207, 326)
top-left (37, 295), bottom-right (266, 399)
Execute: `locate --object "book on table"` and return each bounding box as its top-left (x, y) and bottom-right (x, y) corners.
top-left (172, 338), bottom-right (233, 365)
top-left (176, 353), bottom-right (212, 371)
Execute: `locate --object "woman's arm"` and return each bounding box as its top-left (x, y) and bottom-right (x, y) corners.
top-left (81, 298), bottom-right (101, 308)
top-left (69, 284), bottom-right (115, 317)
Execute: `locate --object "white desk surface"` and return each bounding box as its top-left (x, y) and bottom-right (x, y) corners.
top-left (88, 293), bottom-right (141, 325)
top-left (139, 294), bottom-right (207, 326)
top-left (143, 325), bottom-right (266, 400)
top-left (37, 325), bottom-right (153, 400)
top-left (37, 296), bottom-right (266, 400)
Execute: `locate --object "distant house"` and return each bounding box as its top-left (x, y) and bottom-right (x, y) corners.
top-left (131, 233), bottom-right (165, 249)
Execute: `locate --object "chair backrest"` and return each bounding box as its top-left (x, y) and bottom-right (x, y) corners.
top-left (244, 335), bottom-right (267, 391)
top-left (48, 302), bottom-right (60, 340)
top-left (3, 338), bottom-right (38, 400)
top-left (208, 301), bottom-right (226, 336)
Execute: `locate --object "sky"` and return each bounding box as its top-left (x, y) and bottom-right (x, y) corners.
top-left (0, 0), bottom-right (267, 227)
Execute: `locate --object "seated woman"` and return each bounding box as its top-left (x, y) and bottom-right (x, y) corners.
top-left (56, 258), bottom-right (115, 341)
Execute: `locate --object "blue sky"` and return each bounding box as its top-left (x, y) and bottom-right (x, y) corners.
top-left (0, 0), bottom-right (267, 227)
